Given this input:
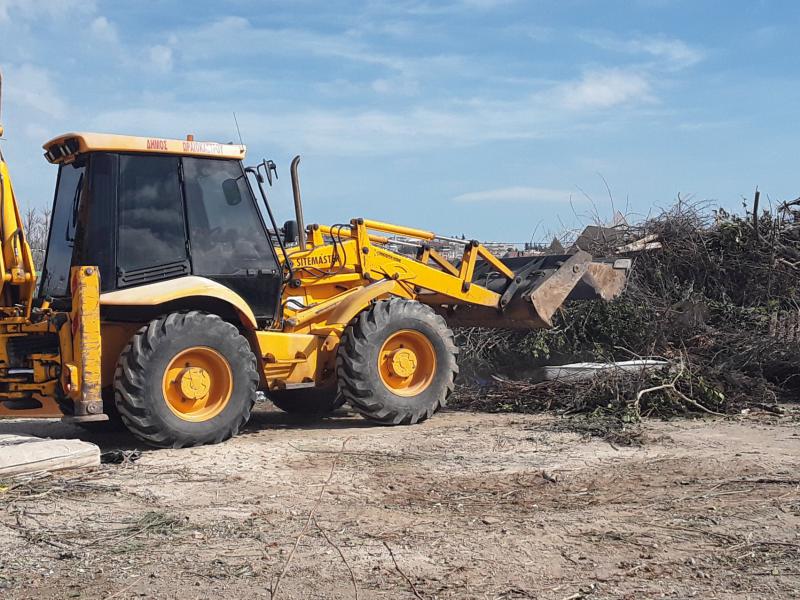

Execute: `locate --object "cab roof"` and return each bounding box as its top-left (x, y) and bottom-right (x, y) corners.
top-left (43, 132), bottom-right (246, 165)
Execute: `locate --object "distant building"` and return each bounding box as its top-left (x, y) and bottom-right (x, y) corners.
top-left (385, 234), bottom-right (570, 263)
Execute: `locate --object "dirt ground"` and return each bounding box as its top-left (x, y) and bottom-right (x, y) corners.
top-left (0, 403), bottom-right (798, 600)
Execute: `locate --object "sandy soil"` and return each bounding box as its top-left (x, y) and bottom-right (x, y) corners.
top-left (0, 404), bottom-right (798, 599)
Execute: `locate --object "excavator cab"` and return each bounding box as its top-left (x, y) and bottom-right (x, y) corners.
top-left (40, 136), bottom-right (283, 326)
top-left (0, 131), bottom-right (295, 436)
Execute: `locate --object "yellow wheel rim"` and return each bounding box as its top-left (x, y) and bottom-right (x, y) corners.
top-left (378, 329), bottom-right (437, 397)
top-left (162, 346), bottom-right (233, 422)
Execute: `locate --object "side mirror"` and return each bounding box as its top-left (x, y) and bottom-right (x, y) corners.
top-left (283, 220), bottom-right (299, 245)
top-left (222, 178), bottom-right (242, 206)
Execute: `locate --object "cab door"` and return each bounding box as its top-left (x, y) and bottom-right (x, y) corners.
top-left (181, 157), bottom-right (281, 325)
top-left (116, 154), bottom-right (190, 286)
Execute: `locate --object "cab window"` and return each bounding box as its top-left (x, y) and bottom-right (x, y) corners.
top-left (40, 160), bottom-right (85, 298)
top-left (117, 155), bottom-right (187, 273)
top-left (183, 157), bottom-right (275, 275)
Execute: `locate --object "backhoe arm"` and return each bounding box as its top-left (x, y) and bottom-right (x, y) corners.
top-left (0, 71), bottom-right (37, 317)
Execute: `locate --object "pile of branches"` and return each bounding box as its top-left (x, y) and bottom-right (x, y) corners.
top-left (451, 196), bottom-right (800, 425)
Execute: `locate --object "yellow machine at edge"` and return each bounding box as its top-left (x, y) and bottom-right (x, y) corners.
top-left (0, 72), bottom-right (629, 448)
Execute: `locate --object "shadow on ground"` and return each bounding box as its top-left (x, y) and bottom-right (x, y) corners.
top-left (0, 404), bottom-right (381, 451)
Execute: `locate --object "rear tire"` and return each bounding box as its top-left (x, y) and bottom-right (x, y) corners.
top-left (114, 311), bottom-right (258, 448)
top-left (269, 387), bottom-right (345, 415)
top-left (337, 298), bottom-right (458, 425)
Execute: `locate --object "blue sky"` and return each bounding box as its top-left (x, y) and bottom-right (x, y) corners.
top-left (1, 0), bottom-right (798, 242)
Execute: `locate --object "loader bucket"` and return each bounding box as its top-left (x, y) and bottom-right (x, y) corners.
top-left (435, 251), bottom-right (629, 330)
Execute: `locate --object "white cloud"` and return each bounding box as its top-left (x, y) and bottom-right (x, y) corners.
top-left (3, 63), bottom-right (66, 119)
top-left (750, 25), bottom-right (782, 46)
top-left (633, 38), bottom-right (703, 68)
top-left (84, 105), bottom-right (468, 155)
top-left (582, 32), bottom-right (704, 69)
top-left (555, 68), bottom-right (652, 110)
top-left (83, 64), bottom-right (657, 157)
top-left (459, 0), bottom-right (517, 8)
top-left (378, 0), bottom-right (517, 15)
top-left (24, 123), bottom-right (49, 141)
top-left (148, 45), bottom-right (173, 73)
top-left (90, 16), bottom-right (119, 44)
top-left (677, 120), bottom-right (737, 132)
top-left (172, 16), bottom-right (391, 67)
top-left (0, 0), bottom-right (96, 23)
top-left (169, 15), bottom-right (464, 78)
top-left (371, 76), bottom-right (420, 96)
top-left (514, 25), bottom-right (553, 42)
top-left (1, 12), bottom-right (662, 165)
top-left (453, 186), bottom-right (573, 203)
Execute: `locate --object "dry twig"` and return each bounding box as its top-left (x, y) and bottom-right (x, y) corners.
top-left (636, 360), bottom-right (725, 417)
top-left (314, 516), bottom-right (359, 600)
top-left (105, 575), bottom-right (146, 600)
top-left (383, 540), bottom-right (425, 600)
top-left (271, 437), bottom-right (351, 600)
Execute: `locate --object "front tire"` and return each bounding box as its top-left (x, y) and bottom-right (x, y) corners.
top-left (337, 298), bottom-right (458, 425)
top-left (114, 311), bottom-right (258, 448)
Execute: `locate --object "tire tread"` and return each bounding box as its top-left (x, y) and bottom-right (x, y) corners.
top-left (337, 298), bottom-right (458, 425)
top-left (114, 311), bottom-right (258, 448)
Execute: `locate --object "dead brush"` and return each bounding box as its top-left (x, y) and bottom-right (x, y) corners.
top-left (451, 359), bottom-right (725, 445)
top-left (83, 510), bottom-right (187, 555)
top-left (452, 196), bottom-right (800, 434)
top-left (0, 473), bottom-right (121, 505)
top-left (124, 510), bottom-right (185, 536)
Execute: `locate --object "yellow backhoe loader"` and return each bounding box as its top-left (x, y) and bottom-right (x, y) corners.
top-left (0, 72), bottom-right (629, 447)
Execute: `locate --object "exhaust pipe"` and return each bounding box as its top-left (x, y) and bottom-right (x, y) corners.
top-left (290, 155), bottom-right (307, 250)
